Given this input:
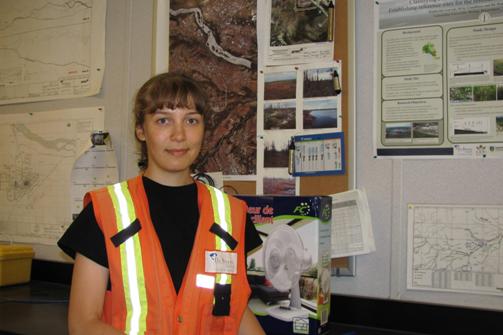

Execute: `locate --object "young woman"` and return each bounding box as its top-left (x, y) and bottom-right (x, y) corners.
top-left (58, 73), bottom-right (265, 335)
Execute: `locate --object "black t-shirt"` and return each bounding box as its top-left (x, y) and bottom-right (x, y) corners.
top-left (58, 177), bottom-right (262, 293)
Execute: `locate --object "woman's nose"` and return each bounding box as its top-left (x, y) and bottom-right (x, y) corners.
top-left (171, 122), bottom-right (186, 141)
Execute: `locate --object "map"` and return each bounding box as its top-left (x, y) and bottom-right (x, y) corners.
top-left (0, 107), bottom-right (104, 245)
top-left (408, 204), bottom-right (503, 296)
top-left (0, 0), bottom-right (105, 104)
top-left (169, 0), bottom-right (257, 175)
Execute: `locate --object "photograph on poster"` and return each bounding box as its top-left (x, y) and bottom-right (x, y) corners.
top-left (270, 0), bottom-right (330, 45)
top-left (375, 0), bottom-right (503, 158)
top-left (413, 122), bottom-right (440, 140)
top-left (261, 0), bottom-right (335, 65)
top-left (264, 71), bottom-right (297, 100)
top-left (304, 67), bottom-right (339, 98)
top-left (385, 123), bottom-right (412, 141)
top-left (263, 170), bottom-right (296, 195)
top-left (303, 98), bottom-right (338, 129)
top-left (264, 100), bottom-right (296, 130)
top-left (264, 132), bottom-right (290, 168)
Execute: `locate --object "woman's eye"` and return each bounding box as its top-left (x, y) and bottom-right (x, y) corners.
top-left (186, 117), bottom-right (200, 125)
top-left (156, 118), bottom-right (169, 125)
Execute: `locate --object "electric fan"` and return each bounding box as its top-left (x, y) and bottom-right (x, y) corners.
top-left (263, 225), bottom-right (312, 321)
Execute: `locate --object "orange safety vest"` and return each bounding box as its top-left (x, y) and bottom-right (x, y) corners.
top-left (84, 176), bottom-right (251, 335)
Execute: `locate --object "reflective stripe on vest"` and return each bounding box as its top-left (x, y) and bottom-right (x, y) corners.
top-left (108, 182), bottom-right (148, 335)
top-left (206, 185), bottom-right (233, 285)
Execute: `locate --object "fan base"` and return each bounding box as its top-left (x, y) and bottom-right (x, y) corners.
top-left (266, 304), bottom-right (309, 322)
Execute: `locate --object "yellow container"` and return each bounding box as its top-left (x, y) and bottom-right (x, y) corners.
top-left (0, 244), bottom-right (34, 286)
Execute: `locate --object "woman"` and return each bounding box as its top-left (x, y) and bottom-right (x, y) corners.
top-left (58, 73), bottom-right (265, 335)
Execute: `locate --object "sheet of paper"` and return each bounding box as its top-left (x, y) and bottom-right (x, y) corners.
top-left (70, 132), bottom-right (119, 220)
top-left (329, 189), bottom-right (375, 258)
top-left (408, 204), bottom-right (503, 296)
top-left (0, 0), bottom-right (106, 104)
top-left (0, 107), bottom-right (104, 245)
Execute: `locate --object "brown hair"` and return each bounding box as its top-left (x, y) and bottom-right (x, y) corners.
top-left (133, 72), bottom-right (210, 169)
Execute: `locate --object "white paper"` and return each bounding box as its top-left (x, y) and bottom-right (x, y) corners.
top-left (70, 134), bottom-right (119, 220)
top-left (408, 204), bottom-right (503, 296)
top-left (329, 189), bottom-right (375, 258)
top-left (0, 107), bottom-right (104, 245)
top-left (0, 0), bottom-right (106, 104)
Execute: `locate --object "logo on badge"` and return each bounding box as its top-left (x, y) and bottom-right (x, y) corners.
top-left (209, 252), bottom-right (218, 261)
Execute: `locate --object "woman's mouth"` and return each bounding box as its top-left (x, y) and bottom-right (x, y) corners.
top-left (167, 149), bottom-right (189, 156)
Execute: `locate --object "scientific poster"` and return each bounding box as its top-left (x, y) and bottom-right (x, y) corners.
top-left (375, 0), bottom-right (503, 158)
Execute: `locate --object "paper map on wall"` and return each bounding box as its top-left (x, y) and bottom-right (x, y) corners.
top-left (0, 107), bottom-right (104, 245)
top-left (408, 204), bottom-right (503, 296)
top-left (0, 0), bottom-right (106, 104)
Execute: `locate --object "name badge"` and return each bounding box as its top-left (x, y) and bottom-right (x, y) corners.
top-left (205, 250), bottom-right (238, 274)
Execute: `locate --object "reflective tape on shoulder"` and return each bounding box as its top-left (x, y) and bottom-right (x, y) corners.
top-left (108, 182), bottom-right (148, 334)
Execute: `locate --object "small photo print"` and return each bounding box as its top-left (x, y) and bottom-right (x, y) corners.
top-left (473, 85), bottom-right (496, 101)
top-left (263, 176), bottom-right (296, 195)
top-left (264, 134), bottom-right (290, 168)
top-left (264, 71), bottom-right (297, 100)
top-left (304, 67), bottom-right (337, 98)
top-left (413, 122), bottom-right (439, 138)
top-left (385, 123), bottom-right (412, 139)
top-left (449, 86), bottom-right (473, 103)
top-left (496, 116), bottom-right (503, 134)
top-left (303, 98), bottom-right (338, 129)
top-left (494, 59), bottom-right (503, 76)
top-left (264, 100), bottom-right (296, 130)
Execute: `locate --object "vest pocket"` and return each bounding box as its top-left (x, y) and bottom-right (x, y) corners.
top-left (199, 303), bottom-right (236, 335)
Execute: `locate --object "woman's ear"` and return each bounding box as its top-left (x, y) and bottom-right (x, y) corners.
top-left (135, 124), bottom-right (146, 141)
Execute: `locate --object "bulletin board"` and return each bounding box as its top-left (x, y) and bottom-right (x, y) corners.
top-left (225, 0), bottom-right (354, 196)
top-left (224, 0), bottom-right (355, 269)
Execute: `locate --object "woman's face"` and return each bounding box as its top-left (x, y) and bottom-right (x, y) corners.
top-left (136, 106), bottom-right (204, 185)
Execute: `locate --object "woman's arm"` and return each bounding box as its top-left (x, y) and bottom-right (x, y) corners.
top-left (68, 253), bottom-right (123, 335)
top-left (239, 306), bottom-right (266, 335)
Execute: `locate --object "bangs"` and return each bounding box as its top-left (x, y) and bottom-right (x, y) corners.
top-left (146, 77), bottom-right (207, 116)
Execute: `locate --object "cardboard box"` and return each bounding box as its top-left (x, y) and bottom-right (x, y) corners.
top-left (238, 195), bottom-right (332, 335)
top-left (0, 244), bottom-right (34, 286)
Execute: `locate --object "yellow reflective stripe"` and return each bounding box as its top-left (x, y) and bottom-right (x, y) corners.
top-left (206, 185), bottom-right (233, 285)
top-left (119, 182), bottom-right (148, 334)
top-left (108, 182), bottom-right (147, 334)
top-left (208, 186), bottom-right (222, 251)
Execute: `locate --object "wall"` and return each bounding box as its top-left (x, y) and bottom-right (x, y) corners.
top-left (0, 0), bottom-right (153, 261)
top-left (330, 1), bottom-right (503, 312)
top-left (2, 0), bottom-right (501, 312)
